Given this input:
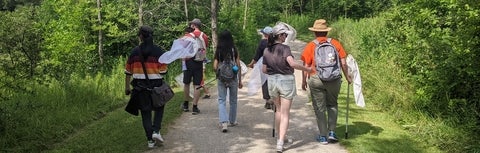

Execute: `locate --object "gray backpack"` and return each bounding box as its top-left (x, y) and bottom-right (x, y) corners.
top-left (216, 49), bottom-right (237, 87)
top-left (313, 38), bottom-right (341, 81)
top-left (189, 32), bottom-right (207, 62)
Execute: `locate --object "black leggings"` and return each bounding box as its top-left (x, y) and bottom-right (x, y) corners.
top-left (140, 106), bottom-right (165, 141)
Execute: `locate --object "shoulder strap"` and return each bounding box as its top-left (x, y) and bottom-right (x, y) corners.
top-left (231, 48), bottom-right (236, 65)
top-left (189, 32), bottom-right (195, 38)
top-left (313, 39), bottom-right (320, 45)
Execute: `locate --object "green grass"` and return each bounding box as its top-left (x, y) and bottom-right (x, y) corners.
top-left (336, 81), bottom-right (442, 153)
top-left (46, 87), bottom-right (185, 153)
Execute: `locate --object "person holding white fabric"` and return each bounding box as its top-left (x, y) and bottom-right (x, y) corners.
top-left (182, 19), bottom-right (209, 115)
top-left (248, 26), bottom-right (273, 109)
top-left (301, 19), bottom-right (352, 145)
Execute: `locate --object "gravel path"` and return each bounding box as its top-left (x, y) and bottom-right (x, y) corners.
top-left (146, 40), bottom-right (348, 153)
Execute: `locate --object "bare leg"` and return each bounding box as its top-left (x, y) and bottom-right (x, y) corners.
top-left (193, 85), bottom-right (202, 105)
top-left (278, 97), bottom-right (292, 143)
top-left (274, 96), bottom-right (281, 136)
top-left (184, 83), bottom-right (191, 101)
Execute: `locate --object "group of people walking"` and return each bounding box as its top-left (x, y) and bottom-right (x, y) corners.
top-left (124, 18), bottom-right (352, 152)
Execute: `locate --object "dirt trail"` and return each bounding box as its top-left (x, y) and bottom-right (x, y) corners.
top-left (146, 40), bottom-right (348, 153)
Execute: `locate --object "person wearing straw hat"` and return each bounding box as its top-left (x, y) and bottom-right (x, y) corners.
top-left (300, 19), bottom-right (352, 145)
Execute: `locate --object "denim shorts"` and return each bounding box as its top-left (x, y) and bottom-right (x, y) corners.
top-left (267, 74), bottom-right (296, 100)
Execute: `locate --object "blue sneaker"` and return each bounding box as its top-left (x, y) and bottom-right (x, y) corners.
top-left (328, 131), bottom-right (338, 142)
top-left (316, 135), bottom-right (328, 145)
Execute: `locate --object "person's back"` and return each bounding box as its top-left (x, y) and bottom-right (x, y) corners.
top-left (124, 25), bottom-right (168, 149)
top-left (301, 19), bottom-right (352, 145)
top-left (262, 23), bottom-right (311, 153)
top-left (213, 30), bottom-right (243, 133)
top-left (248, 26), bottom-right (273, 109)
top-left (182, 18), bottom-right (209, 115)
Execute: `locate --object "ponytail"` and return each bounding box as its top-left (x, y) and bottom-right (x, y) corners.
top-left (267, 33), bottom-right (282, 53)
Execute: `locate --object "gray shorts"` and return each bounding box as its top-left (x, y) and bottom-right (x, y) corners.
top-left (267, 74), bottom-right (296, 100)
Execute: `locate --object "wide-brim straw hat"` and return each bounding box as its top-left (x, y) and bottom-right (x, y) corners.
top-left (308, 19), bottom-right (332, 32)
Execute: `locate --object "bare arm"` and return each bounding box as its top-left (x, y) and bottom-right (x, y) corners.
top-left (262, 64), bottom-right (267, 74)
top-left (286, 56), bottom-right (312, 72)
top-left (340, 58), bottom-right (352, 84)
top-left (213, 59), bottom-right (219, 71)
top-left (301, 62), bottom-right (310, 90)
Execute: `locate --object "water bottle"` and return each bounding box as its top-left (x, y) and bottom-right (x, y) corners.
top-left (232, 65), bottom-right (239, 74)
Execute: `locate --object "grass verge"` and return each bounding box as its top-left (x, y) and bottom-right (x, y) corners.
top-left (46, 87), bottom-right (185, 153)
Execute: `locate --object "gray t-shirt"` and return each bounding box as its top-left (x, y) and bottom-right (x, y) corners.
top-left (262, 43), bottom-right (294, 75)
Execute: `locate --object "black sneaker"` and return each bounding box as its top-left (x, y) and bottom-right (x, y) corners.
top-left (182, 102), bottom-right (189, 112)
top-left (202, 94), bottom-right (211, 99)
top-left (264, 102), bottom-right (272, 109)
top-left (192, 106), bottom-right (200, 115)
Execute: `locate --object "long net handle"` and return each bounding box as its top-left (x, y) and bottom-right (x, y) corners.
top-left (345, 84), bottom-right (350, 139)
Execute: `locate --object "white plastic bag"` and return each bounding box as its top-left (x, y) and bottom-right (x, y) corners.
top-left (159, 37), bottom-right (196, 64)
top-left (247, 57), bottom-right (267, 96)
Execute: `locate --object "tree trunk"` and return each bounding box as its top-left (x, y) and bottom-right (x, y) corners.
top-left (184, 0), bottom-right (188, 23)
top-left (97, 0), bottom-right (104, 65)
top-left (242, 0), bottom-right (248, 30)
top-left (138, 0), bottom-right (143, 26)
top-left (210, 0), bottom-right (218, 48)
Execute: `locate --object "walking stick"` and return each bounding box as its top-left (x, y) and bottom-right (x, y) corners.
top-left (345, 84), bottom-right (350, 139)
top-left (272, 104), bottom-right (276, 137)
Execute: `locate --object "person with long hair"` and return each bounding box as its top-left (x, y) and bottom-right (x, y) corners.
top-left (213, 30), bottom-right (243, 133)
top-left (262, 24), bottom-right (312, 152)
top-left (124, 25), bottom-right (169, 148)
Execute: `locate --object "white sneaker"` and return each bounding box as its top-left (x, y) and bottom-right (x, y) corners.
top-left (147, 140), bottom-right (155, 148)
top-left (221, 122), bottom-right (228, 133)
top-left (152, 132), bottom-right (164, 143)
top-left (228, 122), bottom-right (239, 127)
top-left (276, 140), bottom-right (284, 153)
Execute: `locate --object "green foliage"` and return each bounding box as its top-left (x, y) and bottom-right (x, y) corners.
top-left (384, 0), bottom-right (480, 141)
top-left (329, 0), bottom-right (480, 151)
top-left (303, 0), bottom-right (393, 20)
top-left (39, 0), bottom-right (97, 77)
top-left (0, 60), bottom-right (127, 152)
top-left (0, 5), bottom-right (42, 100)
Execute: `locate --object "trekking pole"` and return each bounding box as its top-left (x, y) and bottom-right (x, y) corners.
top-left (272, 104), bottom-right (276, 137)
top-left (345, 84), bottom-right (350, 139)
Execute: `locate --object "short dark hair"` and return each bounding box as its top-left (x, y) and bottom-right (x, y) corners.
top-left (184, 27), bottom-right (194, 33)
top-left (314, 32), bottom-right (328, 37)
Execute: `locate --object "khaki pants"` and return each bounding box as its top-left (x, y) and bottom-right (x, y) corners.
top-left (307, 75), bottom-right (342, 136)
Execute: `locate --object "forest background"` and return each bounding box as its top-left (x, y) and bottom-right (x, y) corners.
top-left (0, 0), bottom-right (478, 152)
